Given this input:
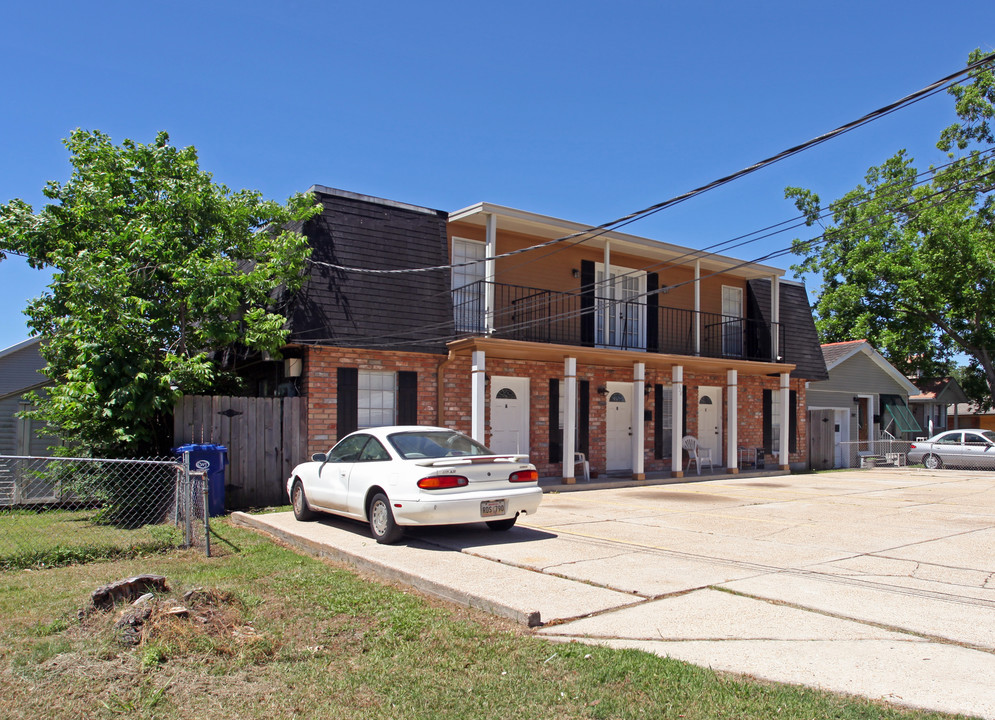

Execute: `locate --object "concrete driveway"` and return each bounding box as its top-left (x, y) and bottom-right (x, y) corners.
top-left (234, 468), bottom-right (995, 719)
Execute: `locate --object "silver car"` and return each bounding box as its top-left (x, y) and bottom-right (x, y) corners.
top-left (908, 429), bottom-right (995, 470)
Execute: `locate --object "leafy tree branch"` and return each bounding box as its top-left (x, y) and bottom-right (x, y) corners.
top-left (0, 129), bottom-right (322, 454)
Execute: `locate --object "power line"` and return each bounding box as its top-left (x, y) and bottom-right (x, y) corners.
top-left (307, 52), bottom-right (995, 278)
top-left (292, 160), bottom-right (995, 349)
top-left (291, 147), bottom-right (995, 346)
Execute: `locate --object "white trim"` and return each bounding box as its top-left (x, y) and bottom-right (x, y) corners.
top-left (563, 358), bottom-right (577, 481)
top-left (0, 336), bottom-right (42, 361)
top-left (633, 363), bottom-right (645, 476)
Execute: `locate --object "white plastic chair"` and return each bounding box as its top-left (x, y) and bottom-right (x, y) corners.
top-left (682, 435), bottom-right (714, 475)
top-left (574, 452), bottom-right (591, 482)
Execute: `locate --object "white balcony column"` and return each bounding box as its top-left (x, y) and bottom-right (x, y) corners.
top-left (471, 351), bottom-right (486, 443)
top-left (563, 357), bottom-right (577, 484)
top-left (694, 260), bottom-right (701, 355)
top-left (484, 213), bottom-right (497, 335)
top-left (727, 369), bottom-right (739, 473)
top-left (671, 365), bottom-right (684, 477)
top-left (633, 362), bottom-right (646, 480)
top-left (771, 273), bottom-right (781, 361)
top-left (601, 240), bottom-right (612, 346)
top-left (779, 371), bottom-right (791, 470)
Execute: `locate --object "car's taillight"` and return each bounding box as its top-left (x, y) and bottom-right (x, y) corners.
top-left (417, 474), bottom-right (469, 489)
top-left (910, 444), bottom-right (917, 449)
top-left (509, 469), bottom-right (538, 483)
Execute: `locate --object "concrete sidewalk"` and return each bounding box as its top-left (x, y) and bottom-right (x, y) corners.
top-left (233, 467), bottom-right (995, 719)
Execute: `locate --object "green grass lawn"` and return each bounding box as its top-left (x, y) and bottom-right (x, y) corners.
top-left (0, 508), bottom-right (181, 571)
top-left (0, 520), bottom-right (976, 720)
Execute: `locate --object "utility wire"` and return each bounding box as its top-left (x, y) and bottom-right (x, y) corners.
top-left (292, 160), bottom-right (995, 348)
top-left (291, 148), bottom-right (994, 345)
top-left (307, 52), bottom-right (995, 278)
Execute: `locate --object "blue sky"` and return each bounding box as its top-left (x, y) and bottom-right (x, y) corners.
top-left (1, 1), bottom-right (993, 350)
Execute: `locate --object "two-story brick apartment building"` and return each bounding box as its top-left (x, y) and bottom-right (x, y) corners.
top-left (279, 186), bottom-right (827, 481)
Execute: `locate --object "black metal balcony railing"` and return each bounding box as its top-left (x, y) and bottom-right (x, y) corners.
top-left (453, 280), bottom-right (785, 363)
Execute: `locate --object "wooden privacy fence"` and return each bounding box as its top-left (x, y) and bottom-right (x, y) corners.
top-left (173, 396), bottom-right (307, 509)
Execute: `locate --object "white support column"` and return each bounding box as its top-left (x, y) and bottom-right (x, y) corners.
top-left (671, 365), bottom-right (684, 477)
top-left (694, 260), bottom-right (701, 355)
top-left (771, 274), bottom-right (781, 361)
top-left (633, 362), bottom-right (645, 480)
top-left (563, 357), bottom-right (577, 484)
top-left (727, 369), bottom-right (739, 473)
top-left (484, 213), bottom-right (497, 335)
top-left (471, 351), bottom-right (486, 443)
top-left (601, 241), bottom-right (612, 347)
top-left (779, 371), bottom-right (791, 470)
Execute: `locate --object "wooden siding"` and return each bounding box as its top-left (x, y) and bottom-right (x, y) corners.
top-left (811, 352), bottom-right (909, 396)
top-left (288, 188), bottom-right (451, 355)
top-left (0, 340), bottom-right (47, 399)
top-left (747, 280), bottom-right (828, 380)
top-left (173, 396), bottom-right (307, 509)
top-left (449, 221), bottom-right (746, 319)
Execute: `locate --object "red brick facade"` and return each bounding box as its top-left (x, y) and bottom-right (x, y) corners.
top-left (301, 345), bottom-right (807, 478)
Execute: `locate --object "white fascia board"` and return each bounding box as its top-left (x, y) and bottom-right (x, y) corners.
top-left (0, 336), bottom-right (42, 361)
top-left (448, 202), bottom-right (785, 280)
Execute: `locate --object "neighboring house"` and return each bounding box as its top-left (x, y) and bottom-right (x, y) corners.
top-left (270, 186), bottom-right (828, 480)
top-left (907, 377), bottom-right (969, 437)
top-left (0, 337), bottom-right (54, 456)
top-left (948, 402), bottom-right (995, 432)
top-left (806, 340), bottom-right (921, 469)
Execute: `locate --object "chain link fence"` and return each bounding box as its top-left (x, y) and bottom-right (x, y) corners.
top-left (0, 454), bottom-right (212, 570)
top-left (837, 440), bottom-right (917, 469)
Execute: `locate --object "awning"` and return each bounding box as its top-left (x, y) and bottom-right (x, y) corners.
top-left (880, 394), bottom-right (922, 434)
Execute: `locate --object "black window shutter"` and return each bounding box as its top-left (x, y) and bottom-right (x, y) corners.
top-left (682, 385), bottom-right (688, 437)
top-left (398, 371), bottom-right (418, 425)
top-left (646, 273), bottom-right (659, 352)
top-left (654, 384), bottom-right (664, 459)
top-left (762, 389), bottom-right (772, 453)
top-left (580, 260), bottom-right (596, 346)
top-left (549, 379), bottom-right (562, 463)
top-left (578, 380), bottom-right (590, 454)
top-left (789, 389), bottom-right (797, 454)
top-left (337, 367), bottom-right (358, 440)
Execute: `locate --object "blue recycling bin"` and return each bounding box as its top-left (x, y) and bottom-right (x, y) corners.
top-left (175, 443), bottom-right (228, 516)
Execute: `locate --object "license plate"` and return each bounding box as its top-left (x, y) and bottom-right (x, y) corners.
top-left (480, 499), bottom-right (506, 517)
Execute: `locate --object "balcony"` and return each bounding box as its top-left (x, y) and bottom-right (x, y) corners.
top-left (453, 280), bottom-right (784, 363)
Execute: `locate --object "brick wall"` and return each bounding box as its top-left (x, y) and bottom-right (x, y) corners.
top-left (302, 345), bottom-right (808, 476)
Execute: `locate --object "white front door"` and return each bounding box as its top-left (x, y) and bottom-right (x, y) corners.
top-left (490, 377), bottom-right (530, 454)
top-left (605, 381), bottom-right (633, 471)
top-left (834, 408), bottom-right (849, 468)
top-left (721, 286), bottom-right (744, 357)
top-left (596, 265), bottom-right (647, 350)
top-left (698, 386), bottom-right (722, 464)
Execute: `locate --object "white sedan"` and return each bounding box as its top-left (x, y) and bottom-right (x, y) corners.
top-left (286, 426), bottom-right (543, 543)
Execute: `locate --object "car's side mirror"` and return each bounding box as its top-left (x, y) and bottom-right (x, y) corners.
top-left (311, 453), bottom-right (327, 463)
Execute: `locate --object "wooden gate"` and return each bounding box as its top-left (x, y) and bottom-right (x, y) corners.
top-left (808, 409), bottom-right (835, 471)
top-left (173, 396), bottom-right (308, 509)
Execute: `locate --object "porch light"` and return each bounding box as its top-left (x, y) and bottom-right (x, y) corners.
top-left (597, 386), bottom-right (609, 395)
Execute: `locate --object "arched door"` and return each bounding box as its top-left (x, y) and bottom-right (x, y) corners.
top-left (605, 381), bottom-right (633, 471)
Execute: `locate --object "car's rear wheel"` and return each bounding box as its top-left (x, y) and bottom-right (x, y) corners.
top-left (486, 516), bottom-right (517, 531)
top-left (368, 492), bottom-right (404, 544)
top-left (291, 480), bottom-right (316, 521)
top-left (924, 454), bottom-right (943, 470)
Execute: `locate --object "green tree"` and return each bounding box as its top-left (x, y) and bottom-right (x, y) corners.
top-left (787, 49), bottom-right (995, 407)
top-left (0, 130), bottom-right (321, 455)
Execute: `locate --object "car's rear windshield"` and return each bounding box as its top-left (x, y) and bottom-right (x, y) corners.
top-left (388, 431), bottom-right (494, 459)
